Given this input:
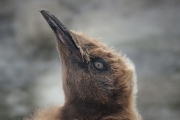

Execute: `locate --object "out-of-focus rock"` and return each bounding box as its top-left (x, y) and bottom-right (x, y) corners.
top-left (29, 60), bottom-right (64, 107)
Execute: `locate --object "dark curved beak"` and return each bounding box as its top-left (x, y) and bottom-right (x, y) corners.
top-left (40, 10), bottom-right (81, 58)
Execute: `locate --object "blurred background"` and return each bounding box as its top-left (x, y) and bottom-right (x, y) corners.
top-left (0, 0), bottom-right (180, 120)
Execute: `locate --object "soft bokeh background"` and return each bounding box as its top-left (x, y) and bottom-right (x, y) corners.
top-left (0, 0), bottom-right (180, 120)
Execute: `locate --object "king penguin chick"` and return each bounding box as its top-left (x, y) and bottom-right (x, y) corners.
top-left (24, 10), bottom-right (141, 120)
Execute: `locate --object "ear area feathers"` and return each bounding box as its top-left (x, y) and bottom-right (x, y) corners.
top-left (123, 57), bottom-right (137, 94)
top-left (122, 68), bottom-right (134, 90)
top-left (115, 56), bottom-right (137, 93)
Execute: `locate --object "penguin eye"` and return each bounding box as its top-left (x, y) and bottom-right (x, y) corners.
top-left (92, 57), bottom-right (108, 71)
top-left (94, 61), bottom-right (104, 69)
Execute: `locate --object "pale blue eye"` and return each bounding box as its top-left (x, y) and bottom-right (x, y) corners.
top-left (92, 57), bottom-right (108, 71)
top-left (94, 61), bottom-right (104, 69)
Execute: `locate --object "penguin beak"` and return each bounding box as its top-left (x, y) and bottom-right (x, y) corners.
top-left (40, 10), bottom-right (81, 58)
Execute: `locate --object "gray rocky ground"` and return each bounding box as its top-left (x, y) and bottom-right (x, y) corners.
top-left (0, 0), bottom-right (180, 120)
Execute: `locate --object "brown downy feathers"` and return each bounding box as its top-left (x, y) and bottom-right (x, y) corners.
top-left (24, 10), bottom-right (141, 120)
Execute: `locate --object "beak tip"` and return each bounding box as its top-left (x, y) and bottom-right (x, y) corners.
top-left (39, 10), bottom-right (44, 13)
top-left (39, 10), bottom-right (50, 16)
